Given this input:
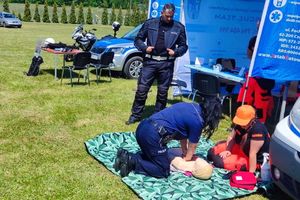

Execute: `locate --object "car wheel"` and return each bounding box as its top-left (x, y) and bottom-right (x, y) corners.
top-left (123, 56), bottom-right (143, 79)
top-left (3, 23), bottom-right (6, 28)
top-left (18, 25), bottom-right (22, 28)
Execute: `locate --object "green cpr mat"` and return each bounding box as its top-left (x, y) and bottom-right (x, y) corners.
top-left (85, 132), bottom-right (257, 200)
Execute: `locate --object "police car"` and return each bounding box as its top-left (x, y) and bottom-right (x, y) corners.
top-left (90, 24), bottom-right (143, 79)
top-left (269, 97), bottom-right (300, 199)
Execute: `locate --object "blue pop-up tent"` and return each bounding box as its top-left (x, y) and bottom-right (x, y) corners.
top-left (148, 0), bottom-right (300, 119)
top-left (149, 0), bottom-right (266, 93)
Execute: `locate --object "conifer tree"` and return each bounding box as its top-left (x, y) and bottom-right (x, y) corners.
top-left (131, 5), bottom-right (140, 26)
top-left (69, 1), bottom-right (77, 24)
top-left (101, 7), bottom-right (108, 25)
top-left (23, 0), bottom-right (31, 22)
top-left (18, 13), bottom-right (22, 20)
top-left (124, 7), bottom-right (130, 26)
top-left (86, 6), bottom-right (93, 24)
top-left (101, 0), bottom-right (108, 8)
top-left (3, 0), bottom-right (10, 13)
top-left (141, 9), bottom-right (147, 23)
top-left (33, 3), bottom-right (41, 22)
top-left (117, 6), bottom-right (123, 25)
top-left (110, 4), bottom-right (116, 23)
top-left (42, 0), bottom-right (50, 23)
top-left (60, 4), bottom-right (68, 23)
top-left (52, 1), bottom-right (59, 23)
top-left (77, 3), bottom-right (84, 24)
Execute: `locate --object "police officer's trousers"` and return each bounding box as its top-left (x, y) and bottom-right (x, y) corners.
top-left (131, 60), bottom-right (174, 118)
top-left (132, 119), bottom-right (170, 178)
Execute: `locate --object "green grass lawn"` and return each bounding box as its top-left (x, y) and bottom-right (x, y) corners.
top-left (0, 23), bottom-right (282, 199)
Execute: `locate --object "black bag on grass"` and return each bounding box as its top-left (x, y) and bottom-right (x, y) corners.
top-left (26, 56), bottom-right (44, 76)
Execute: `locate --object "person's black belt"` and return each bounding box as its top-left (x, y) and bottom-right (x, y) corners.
top-left (145, 54), bottom-right (175, 61)
top-left (148, 119), bottom-right (174, 146)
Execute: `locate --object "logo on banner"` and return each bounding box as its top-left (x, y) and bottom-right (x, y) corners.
top-left (152, 1), bottom-right (159, 9)
top-left (273, 0), bottom-right (287, 8)
top-left (151, 10), bottom-right (158, 18)
top-left (269, 10), bottom-right (283, 23)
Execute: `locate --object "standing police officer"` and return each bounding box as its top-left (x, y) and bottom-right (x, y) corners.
top-left (126, 3), bottom-right (188, 125)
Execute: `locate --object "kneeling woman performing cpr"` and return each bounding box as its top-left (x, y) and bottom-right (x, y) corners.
top-left (114, 97), bottom-right (222, 178)
top-left (207, 105), bottom-right (270, 172)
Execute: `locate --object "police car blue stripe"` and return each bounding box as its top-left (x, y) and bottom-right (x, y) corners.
top-left (289, 116), bottom-right (300, 138)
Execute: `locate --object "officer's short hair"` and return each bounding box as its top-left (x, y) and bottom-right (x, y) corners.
top-left (163, 3), bottom-right (175, 13)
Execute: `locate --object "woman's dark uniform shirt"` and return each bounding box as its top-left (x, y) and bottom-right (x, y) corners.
top-left (234, 119), bottom-right (270, 163)
top-left (150, 102), bottom-right (204, 143)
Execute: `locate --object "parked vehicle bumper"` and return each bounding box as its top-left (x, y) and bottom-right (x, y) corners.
top-left (270, 117), bottom-right (300, 199)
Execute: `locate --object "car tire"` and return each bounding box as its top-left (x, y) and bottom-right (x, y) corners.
top-left (123, 56), bottom-right (143, 79)
top-left (3, 23), bottom-right (6, 28)
top-left (18, 25), bottom-right (22, 28)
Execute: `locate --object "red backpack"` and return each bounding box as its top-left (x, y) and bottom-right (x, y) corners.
top-left (230, 171), bottom-right (257, 190)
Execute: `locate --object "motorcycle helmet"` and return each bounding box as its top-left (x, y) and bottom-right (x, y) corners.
top-left (112, 21), bottom-right (121, 32)
top-left (43, 38), bottom-right (55, 47)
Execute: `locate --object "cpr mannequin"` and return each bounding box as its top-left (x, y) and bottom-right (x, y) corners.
top-left (171, 156), bottom-right (213, 180)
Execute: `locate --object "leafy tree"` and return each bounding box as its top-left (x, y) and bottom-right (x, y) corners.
top-left (33, 3), bottom-right (41, 22)
top-left (23, 0), bottom-right (31, 22)
top-left (3, 0), bottom-right (10, 13)
top-left (101, 7), bottom-right (108, 25)
top-left (117, 6), bottom-right (123, 25)
top-left (110, 4), bottom-right (116, 23)
top-left (86, 6), bottom-right (93, 24)
top-left (124, 7), bottom-right (130, 26)
top-left (42, 0), bottom-right (50, 23)
top-left (52, 1), bottom-right (59, 23)
top-left (77, 2), bottom-right (84, 24)
top-left (69, 1), bottom-right (76, 24)
top-left (60, 4), bottom-right (68, 23)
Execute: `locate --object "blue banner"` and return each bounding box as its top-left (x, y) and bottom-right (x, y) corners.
top-left (148, 0), bottom-right (181, 21)
top-left (251, 0), bottom-right (300, 81)
top-left (184, 0), bottom-right (264, 69)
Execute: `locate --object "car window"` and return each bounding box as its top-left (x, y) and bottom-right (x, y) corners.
top-left (4, 14), bottom-right (15, 18)
top-left (122, 24), bottom-right (143, 40)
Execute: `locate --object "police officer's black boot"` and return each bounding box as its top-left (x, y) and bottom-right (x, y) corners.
top-left (125, 115), bottom-right (141, 125)
top-left (120, 153), bottom-right (136, 177)
top-left (113, 148), bottom-right (128, 172)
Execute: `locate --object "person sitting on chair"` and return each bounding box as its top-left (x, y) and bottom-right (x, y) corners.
top-left (114, 97), bottom-right (222, 178)
top-left (207, 105), bottom-right (270, 173)
top-left (237, 21), bottom-right (275, 123)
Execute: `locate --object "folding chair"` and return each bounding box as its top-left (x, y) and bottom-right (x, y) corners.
top-left (90, 52), bottom-right (114, 83)
top-left (189, 72), bottom-right (220, 101)
top-left (60, 52), bottom-right (91, 87)
top-left (170, 79), bottom-right (187, 100)
top-left (189, 72), bottom-right (233, 117)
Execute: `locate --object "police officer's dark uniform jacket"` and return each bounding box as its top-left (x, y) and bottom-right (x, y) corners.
top-left (131, 17), bottom-right (188, 119)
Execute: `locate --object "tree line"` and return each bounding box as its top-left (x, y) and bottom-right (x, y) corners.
top-left (2, 0), bottom-right (148, 26)
top-left (7, 0), bottom-right (148, 8)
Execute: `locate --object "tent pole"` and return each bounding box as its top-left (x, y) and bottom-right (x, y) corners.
top-left (241, 75), bottom-right (251, 105)
top-left (279, 81), bottom-right (290, 120)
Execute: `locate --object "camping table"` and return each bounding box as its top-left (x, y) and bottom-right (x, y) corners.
top-left (184, 64), bottom-right (245, 84)
top-left (42, 48), bottom-right (82, 80)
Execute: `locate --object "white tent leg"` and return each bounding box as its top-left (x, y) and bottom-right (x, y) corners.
top-left (279, 81), bottom-right (290, 120)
